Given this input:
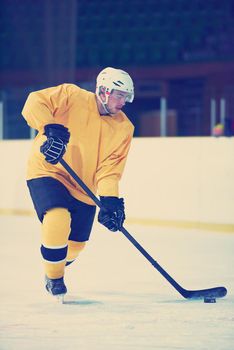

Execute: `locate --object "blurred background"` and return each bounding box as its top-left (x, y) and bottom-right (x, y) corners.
top-left (0, 0), bottom-right (234, 139)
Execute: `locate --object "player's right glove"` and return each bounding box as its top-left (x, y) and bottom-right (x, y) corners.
top-left (40, 124), bottom-right (70, 164)
top-left (98, 196), bottom-right (125, 232)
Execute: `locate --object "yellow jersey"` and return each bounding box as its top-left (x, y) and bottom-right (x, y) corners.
top-left (22, 83), bottom-right (134, 205)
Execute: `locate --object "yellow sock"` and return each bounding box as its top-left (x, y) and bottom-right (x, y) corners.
top-left (41, 207), bottom-right (71, 279)
top-left (66, 240), bottom-right (86, 266)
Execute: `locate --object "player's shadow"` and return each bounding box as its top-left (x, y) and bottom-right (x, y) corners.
top-left (62, 296), bottom-right (102, 306)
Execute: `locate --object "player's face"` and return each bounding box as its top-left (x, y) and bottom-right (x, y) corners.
top-left (106, 90), bottom-right (130, 114)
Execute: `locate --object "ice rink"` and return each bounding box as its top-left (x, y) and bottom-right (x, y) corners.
top-left (0, 215), bottom-right (233, 350)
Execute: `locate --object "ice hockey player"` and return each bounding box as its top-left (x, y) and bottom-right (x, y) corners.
top-left (22, 67), bottom-right (134, 298)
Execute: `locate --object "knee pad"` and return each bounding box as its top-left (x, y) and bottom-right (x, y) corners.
top-left (41, 207), bottom-right (71, 247)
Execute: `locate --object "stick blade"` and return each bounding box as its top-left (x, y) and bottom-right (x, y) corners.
top-left (184, 286), bottom-right (227, 300)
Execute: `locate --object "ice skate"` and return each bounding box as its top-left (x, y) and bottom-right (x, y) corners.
top-left (45, 276), bottom-right (67, 302)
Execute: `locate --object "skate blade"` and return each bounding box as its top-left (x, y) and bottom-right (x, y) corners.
top-left (55, 294), bottom-right (66, 303)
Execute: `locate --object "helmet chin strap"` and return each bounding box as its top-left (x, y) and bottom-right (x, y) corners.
top-left (97, 91), bottom-right (115, 116)
top-left (102, 101), bottom-right (111, 115)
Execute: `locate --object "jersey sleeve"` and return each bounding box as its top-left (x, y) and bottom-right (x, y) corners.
top-left (21, 84), bottom-right (78, 132)
top-left (96, 127), bottom-right (134, 197)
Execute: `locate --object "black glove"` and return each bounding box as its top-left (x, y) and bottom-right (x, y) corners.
top-left (40, 124), bottom-right (70, 164)
top-left (98, 196), bottom-right (125, 232)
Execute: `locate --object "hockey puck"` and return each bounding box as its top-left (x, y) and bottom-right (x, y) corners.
top-left (204, 297), bottom-right (216, 303)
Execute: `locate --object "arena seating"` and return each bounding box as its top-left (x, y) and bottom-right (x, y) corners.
top-left (0, 0), bottom-right (233, 70)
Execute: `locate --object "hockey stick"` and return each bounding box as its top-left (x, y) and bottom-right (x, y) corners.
top-left (59, 158), bottom-right (227, 300)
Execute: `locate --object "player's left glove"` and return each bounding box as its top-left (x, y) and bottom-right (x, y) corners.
top-left (98, 196), bottom-right (125, 232)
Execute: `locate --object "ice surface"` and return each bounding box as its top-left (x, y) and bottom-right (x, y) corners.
top-left (0, 215), bottom-right (233, 350)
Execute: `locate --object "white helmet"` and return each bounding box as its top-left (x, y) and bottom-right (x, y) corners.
top-left (96, 67), bottom-right (134, 107)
